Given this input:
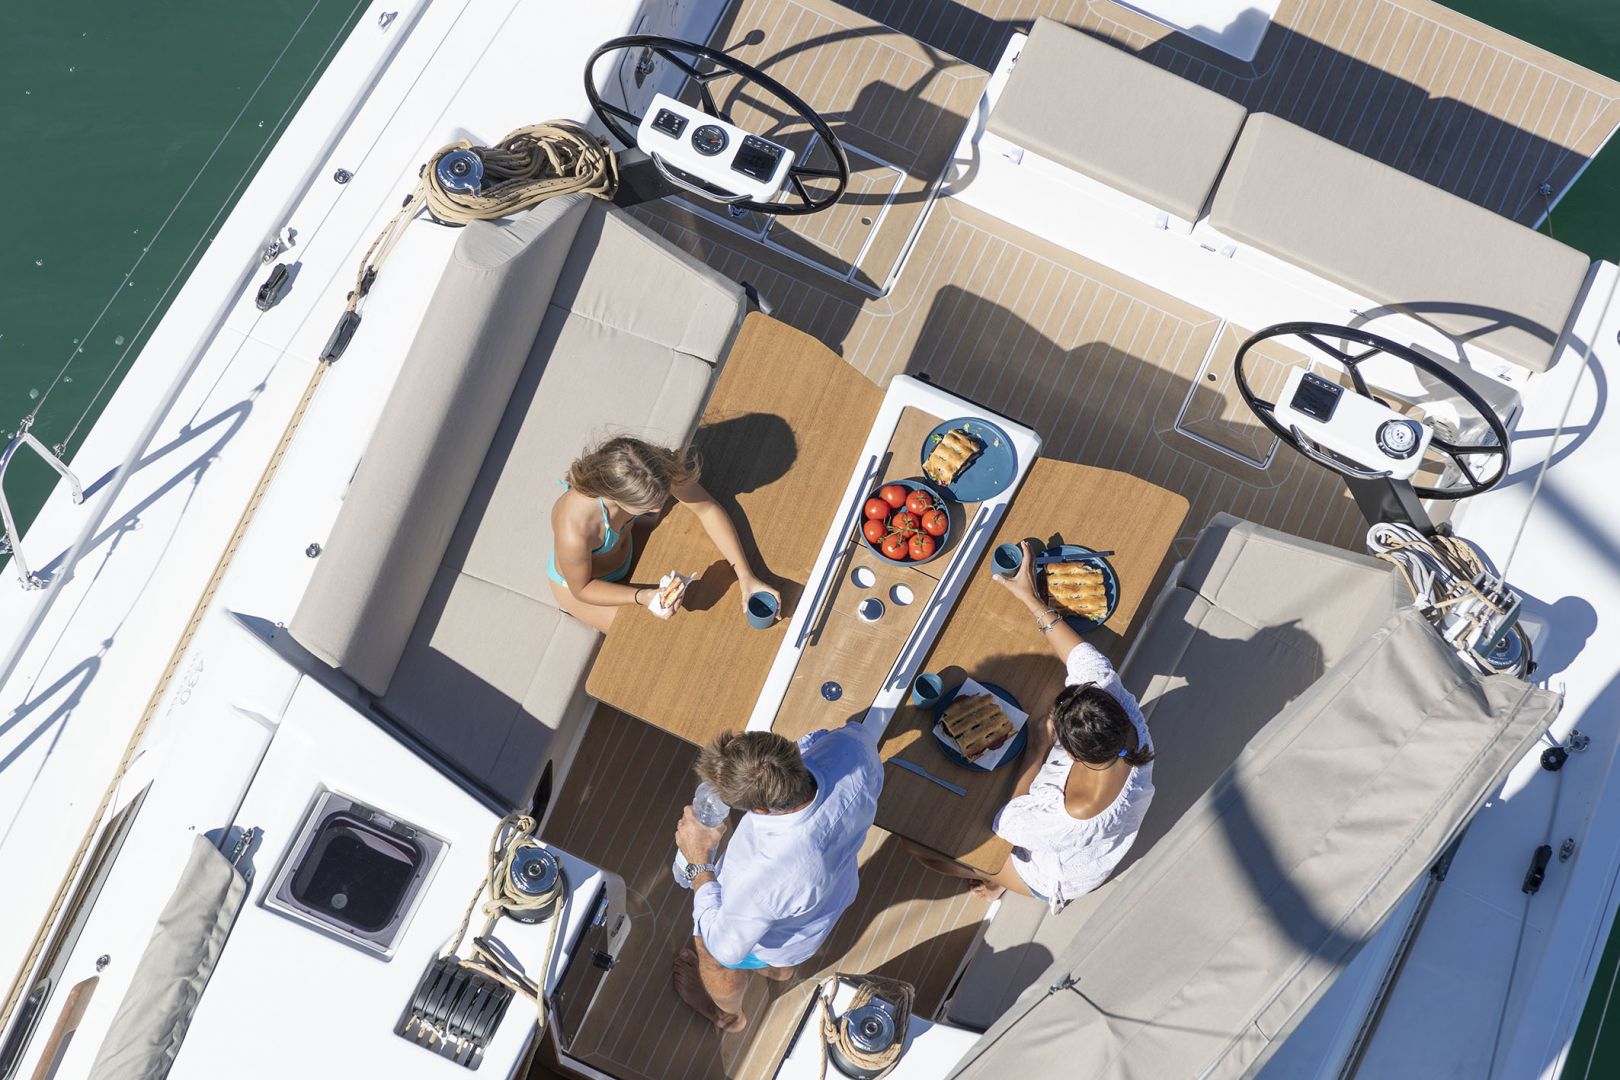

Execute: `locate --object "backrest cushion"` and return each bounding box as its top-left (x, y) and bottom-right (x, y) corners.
top-left (988, 18), bottom-right (1248, 222)
top-left (1209, 114), bottom-right (1590, 372)
top-left (290, 193), bottom-right (591, 694)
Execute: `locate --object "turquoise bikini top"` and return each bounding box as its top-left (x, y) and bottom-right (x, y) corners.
top-left (560, 479), bottom-right (623, 555)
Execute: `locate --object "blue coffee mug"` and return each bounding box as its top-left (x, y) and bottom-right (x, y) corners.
top-left (911, 672), bottom-right (944, 708)
top-left (992, 542), bottom-right (1023, 576)
top-left (747, 591), bottom-right (780, 629)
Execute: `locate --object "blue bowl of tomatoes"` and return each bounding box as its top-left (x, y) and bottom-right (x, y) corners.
top-left (858, 478), bottom-right (952, 565)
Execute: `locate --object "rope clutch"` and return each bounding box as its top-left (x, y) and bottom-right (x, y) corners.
top-left (396, 814), bottom-right (568, 1069)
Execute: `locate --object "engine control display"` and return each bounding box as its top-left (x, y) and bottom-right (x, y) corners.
top-left (651, 108), bottom-right (687, 139)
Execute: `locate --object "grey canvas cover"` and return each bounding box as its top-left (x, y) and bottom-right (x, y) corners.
top-left (89, 836), bottom-right (246, 1080)
top-left (950, 607), bottom-right (1560, 1079)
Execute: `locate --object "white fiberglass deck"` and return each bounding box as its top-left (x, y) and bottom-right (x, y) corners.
top-left (4, 1), bottom-right (1620, 1079)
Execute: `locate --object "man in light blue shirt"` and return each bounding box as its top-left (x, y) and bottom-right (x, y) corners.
top-left (672, 721), bottom-right (882, 1032)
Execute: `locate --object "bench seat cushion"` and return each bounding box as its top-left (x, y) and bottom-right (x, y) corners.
top-left (290, 194), bottom-right (593, 694)
top-left (447, 307), bottom-right (716, 603)
top-left (1209, 114), bottom-right (1590, 372)
top-left (988, 18), bottom-right (1248, 222)
top-left (378, 568), bottom-right (599, 808)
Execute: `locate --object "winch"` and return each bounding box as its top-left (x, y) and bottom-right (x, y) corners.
top-left (828, 995), bottom-right (902, 1079)
top-left (504, 845), bottom-right (561, 923)
top-left (813, 974), bottom-right (914, 1080)
top-left (434, 148), bottom-right (485, 194)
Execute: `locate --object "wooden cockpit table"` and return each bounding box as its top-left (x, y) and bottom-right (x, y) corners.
top-left (586, 314), bottom-right (884, 746)
top-left (873, 459), bottom-right (1187, 875)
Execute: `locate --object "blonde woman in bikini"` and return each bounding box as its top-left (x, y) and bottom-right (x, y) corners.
top-left (548, 436), bottom-right (779, 633)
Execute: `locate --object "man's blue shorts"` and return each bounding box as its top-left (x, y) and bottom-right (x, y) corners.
top-left (719, 952), bottom-right (771, 970)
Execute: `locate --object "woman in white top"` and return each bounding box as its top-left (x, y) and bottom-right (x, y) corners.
top-left (904, 540), bottom-right (1155, 906)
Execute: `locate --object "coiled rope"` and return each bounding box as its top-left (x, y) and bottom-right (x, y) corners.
top-left (437, 814), bottom-right (567, 1036)
top-left (1366, 522), bottom-right (1520, 673)
top-left (346, 120), bottom-right (617, 317)
top-left (813, 973), bottom-right (915, 1080)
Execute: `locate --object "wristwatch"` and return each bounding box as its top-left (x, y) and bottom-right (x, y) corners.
top-left (682, 861), bottom-right (718, 883)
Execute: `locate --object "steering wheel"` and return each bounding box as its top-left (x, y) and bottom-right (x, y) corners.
top-left (584, 35), bottom-right (850, 216)
top-left (1235, 322), bottom-right (1511, 499)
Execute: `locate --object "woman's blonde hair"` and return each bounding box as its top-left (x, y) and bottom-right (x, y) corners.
top-left (566, 436), bottom-right (699, 511)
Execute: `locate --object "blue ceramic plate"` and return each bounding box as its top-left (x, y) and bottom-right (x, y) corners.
top-left (932, 680), bottom-right (1027, 772)
top-left (855, 477), bottom-right (951, 565)
top-left (1038, 544), bottom-right (1119, 633)
top-left (919, 417), bottom-right (1017, 503)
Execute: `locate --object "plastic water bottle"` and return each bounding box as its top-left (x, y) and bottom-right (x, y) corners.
top-left (672, 782), bottom-right (730, 888)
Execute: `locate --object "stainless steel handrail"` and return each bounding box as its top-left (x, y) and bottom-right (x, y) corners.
top-left (0, 430), bottom-right (85, 589)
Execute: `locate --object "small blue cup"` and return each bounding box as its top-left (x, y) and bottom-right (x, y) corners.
top-left (911, 672), bottom-right (944, 708)
top-left (747, 591), bottom-right (780, 629)
top-left (992, 542), bottom-right (1023, 576)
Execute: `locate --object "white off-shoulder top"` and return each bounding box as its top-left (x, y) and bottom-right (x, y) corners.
top-left (992, 643), bottom-right (1155, 908)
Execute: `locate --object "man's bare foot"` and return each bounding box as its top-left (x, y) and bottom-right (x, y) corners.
top-left (969, 880), bottom-right (1006, 902)
top-left (672, 947), bottom-right (747, 1033)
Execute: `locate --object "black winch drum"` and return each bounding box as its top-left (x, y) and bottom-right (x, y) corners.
top-left (828, 996), bottom-right (901, 1079)
top-left (505, 845), bottom-right (561, 923)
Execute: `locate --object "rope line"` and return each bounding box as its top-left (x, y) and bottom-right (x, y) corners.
top-left (345, 122), bottom-right (617, 318)
top-left (437, 815), bottom-right (567, 1040)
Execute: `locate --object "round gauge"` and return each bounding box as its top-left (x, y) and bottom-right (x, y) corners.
top-left (1376, 419), bottom-right (1422, 459)
top-left (690, 124), bottom-right (728, 156)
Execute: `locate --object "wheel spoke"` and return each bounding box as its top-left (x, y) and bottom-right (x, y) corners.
top-left (1299, 332), bottom-right (1357, 365)
top-left (1429, 434), bottom-right (1505, 456)
top-left (1442, 446), bottom-right (1482, 489)
top-left (790, 172), bottom-right (814, 205)
top-left (1345, 365), bottom-right (1372, 397)
top-left (598, 101), bottom-right (642, 127)
top-left (656, 47), bottom-right (705, 81)
top-left (790, 163), bottom-right (842, 179)
top-left (698, 82), bottom-right (722, 121)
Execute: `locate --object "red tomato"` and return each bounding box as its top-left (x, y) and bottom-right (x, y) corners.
top-left (880, 484), bottom-right (909, 509)
top-left (921, 508), bottom-right (948, 537)
top-left (882, 533), bottom-right (909, 560)
top-left (862, 518), bottom-right (888, 544)
top-left (864, 497), bottom-right (890, 520)
top-left (905, 489), bottom-right (933, 516)
top-left (891, 512), bottom-right (919, 535)
top-left (908, 532), bottom-right (937, 560)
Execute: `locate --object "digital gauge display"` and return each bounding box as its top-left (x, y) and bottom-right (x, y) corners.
top-left (690, 124), bottom-right (728, 156)
top-left (1290, 372), bottom-right (1343, 423)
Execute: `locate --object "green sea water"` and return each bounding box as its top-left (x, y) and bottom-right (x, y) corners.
top-left (1, 0), bottom-right (1619, 1069)
top-left (0, 0), bottom-right (365, 537)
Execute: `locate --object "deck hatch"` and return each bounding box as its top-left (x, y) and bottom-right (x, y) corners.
top-left (265, 788), bottom-right (448, 957)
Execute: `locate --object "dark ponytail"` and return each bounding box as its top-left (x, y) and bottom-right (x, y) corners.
top-left (1050, 684), bottom-right (1155, 768)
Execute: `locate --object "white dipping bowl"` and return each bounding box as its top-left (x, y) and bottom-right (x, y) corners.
top-left (851, 566), bottom-right (876, 589)
top-left (890, 583), bottom-right (915, 606)
top-left (857, 597), bottom-right (885, 622)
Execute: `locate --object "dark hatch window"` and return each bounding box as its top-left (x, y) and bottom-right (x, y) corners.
top-left (288, 812), bottom-right (422, 932)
